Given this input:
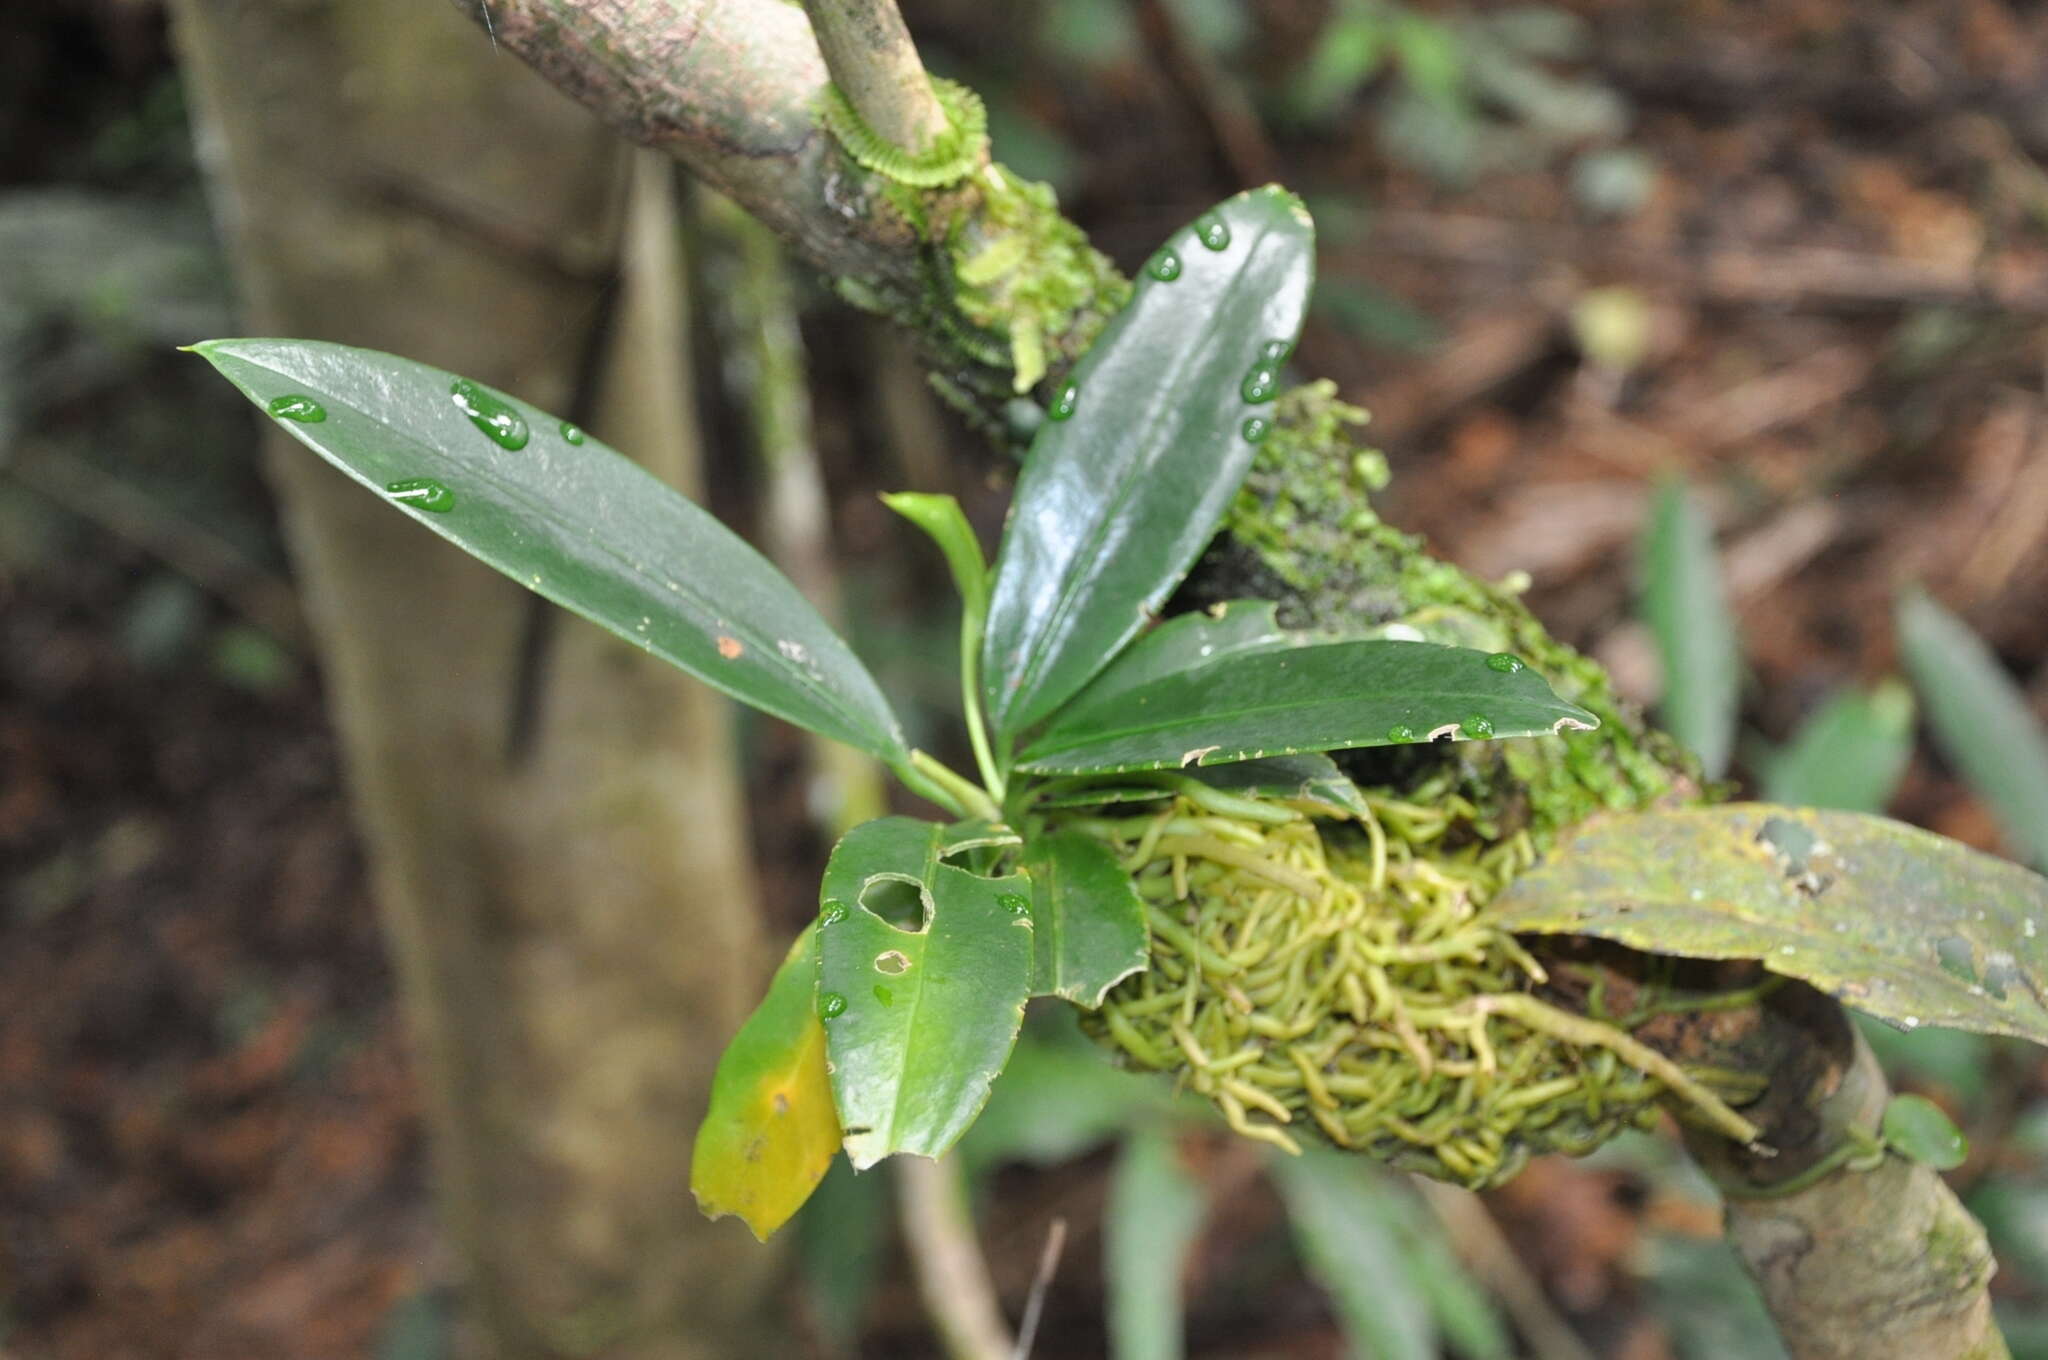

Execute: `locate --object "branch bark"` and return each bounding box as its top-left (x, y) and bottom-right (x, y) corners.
top-left (801, 0), bottom-right (951, 153)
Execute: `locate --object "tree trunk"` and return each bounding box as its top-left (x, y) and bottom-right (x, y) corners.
top-left (169, 3), bottom-right (780, 1355)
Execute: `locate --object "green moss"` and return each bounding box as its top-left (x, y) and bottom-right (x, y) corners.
top-left (1213, 381), bottom-right (1702, 846)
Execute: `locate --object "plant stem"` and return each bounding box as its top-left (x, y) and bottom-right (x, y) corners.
top-left (909, 750), bottom-right (1002, 823)
top-left (799, 0), bottom-right (951, 154)
top-left (897, 1155), bottom-right (1014, 1360)
top-left (962, 604), bottom-right (1005, 806)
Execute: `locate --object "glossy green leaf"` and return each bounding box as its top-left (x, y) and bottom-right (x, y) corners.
top-left (1194, 754), bottom-right (1373, 819)
top-left (880, 492), bottom-right (988, 617)
top-left (816, 817), bottom-right (1034, 1169)
top-left (690, 926), bottom-right (842, 1241)
top-left (191, 339), bottom-right (907, 763)
top-left (1764, 679), bottom-right (1914, 814)
top-left (1492, 804), bottom-right (2048, 1043)
top-left (1106, 1127), bottom-right (1209, 1360)
top-left (1022, 829), bottom-right (1150, 1006)
top-left (981, 188), bottom-right (1317, 738)
top-left (1065, 601), bottom-right (1296, 712)
top-left (1270, 1150), bottom-right (1437, 1360)
top-left (1882, 1094), bottom-right (1968, 1170)
top-left (1898, 591), bottom-right (2048, 868)
top-left (1641, 477), bottom-right (1740, 778)
top-left (1017, 640), bottom-right (1599, 775)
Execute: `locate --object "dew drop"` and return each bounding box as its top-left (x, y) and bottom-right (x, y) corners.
top-left (559, 421), bottom-right (586, 445)
top-left (450, 377), bottom-right (530, 450)
top-left (1386, 723), bottom-right (1417, 743)
top-left (1259, 339), bottom-right (1293, 364)
top-left (1047, 380), bottom-right (1079, 421)
top-left (872, 984), bottom-right (894, 1007)
top-left (1194, 213), bottom-right (1231, 251)
top-left (1241, 416), bottom-right (1271, 444)
top-left (818, 991), bottom-right (848, 1020)
top-left (267, 394), bottom-right (325, 422)
top-left (1485, 652), bottom-right (1525, 674)
top-left (385, 477), bottom-right (455, 513)
top-left (1463, 714), bottom-right (1496, 738)
top-left (819, 900), bottom-right (849, 927)
top-left (1145, 248), bottom-right (1182, 282)
top-left (1241, 366), bottom-right (1279, 404)
top-left (997, 892), bottom-right (1030, 917)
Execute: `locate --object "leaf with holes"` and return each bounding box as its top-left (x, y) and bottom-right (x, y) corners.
top-left (815, 817), bottom-right (1035, 1168)
top-left (1021, 829), bottom-right (1149, 1006)
top-left (1016, 640), bottom-right (1598, 775)
top-left (1492, 804), bottom-right (2048, 1043)
top-left (980, 188), bottom-right (1317, 738)
top-left (190, 339), bottom-right (909, 765)
top-left (690, 926), bottom-right (841, 1240)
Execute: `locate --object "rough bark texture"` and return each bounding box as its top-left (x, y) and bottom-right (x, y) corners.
top-left (424, 2), bottom-right (2007, 1353)
top-left (170, 3), bottom-right (779, 1356)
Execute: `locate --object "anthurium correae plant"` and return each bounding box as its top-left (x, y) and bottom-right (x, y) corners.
top-left (194, 185), bottom-right (2048, 1242)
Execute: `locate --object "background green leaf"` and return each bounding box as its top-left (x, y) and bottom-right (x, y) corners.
top-left (1105, 1127), bottom-right (1209, 1360)
top-left (1493, 804), bottom-right (2048, 1043)
top-left (981, 188), bottom-right (1317, 738)
top-left (1762, 679), bottom-right (1914, 814)
top-left (1018, 640), bottom-right (1598, 775)
top-left (192, 338), bottom-right (908, 763)
top-left (1269, 1150), bottom-right (1438, 1360)
top-left (1021, 829), bottom-right (1150, 1006)
top-left (1641, 476), bottom-right (1740, 779)
top-left (1898, 590), bottom-right (2048, 869)
top-left (816, 818), bottom-right (1034, 1168)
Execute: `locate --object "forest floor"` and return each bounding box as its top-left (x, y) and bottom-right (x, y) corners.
top-left (4, 0), bottom-right (2048, 1356)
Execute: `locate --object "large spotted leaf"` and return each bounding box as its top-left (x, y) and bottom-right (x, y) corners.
top-left (1493, 804), bottom-right (2048, 1041)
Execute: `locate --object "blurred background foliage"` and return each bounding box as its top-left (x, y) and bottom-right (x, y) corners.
top-left (4, 0), bottom-right (2048, 1356)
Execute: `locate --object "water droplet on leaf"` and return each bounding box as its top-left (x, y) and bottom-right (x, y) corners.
top-left (1241, 367), bottom-right (1278, 403)
top-left (1047, 381), bottom-right (1079, 421)
top-left (1145, 249), bottom-right (1182, 282)
top-left (1485, 652), bottom-right (1524, 673)
top-left (385, 478), bottom-right (455, 513)
top-left (819, 900), bottom-right (848, 927)
top-left (1241, 416), bottom-right (1271, 444)
top-left (1463, 714), bottom-right (1496, 738)
top-left (1259, 339), bottom-right (1292, 364)
top-left (1194, 213), bottom-right (1231, 251)
top-left (1387, 724), bottom-right (1417, 743)
top-left (997, 892), bottom-right (1030, 917)
top-left (560, 421), bottom-right (585, 445)
top-left (450, 377), bottom-right (530, 450)
top-left (817, 991), bottom-right (847, 1020)
top-left (267, 394), bottom-right (325, 422)
top-left (872, 984), bottom-right (894, 1007)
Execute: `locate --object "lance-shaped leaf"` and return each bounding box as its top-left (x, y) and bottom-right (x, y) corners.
top-left (1022, 830), bottom-right (1150, 1006)
top-left (1066, 601), bottom-right (1296, 713)
top-left (1641, 476), bottom-right (1740, 779)
top-left (1492, 804), bottom-right (2048, 1044)
top-left (981, 188), bottom-right (1317, 738)
top-left (1017, 640), bottom-right (1599, 776)
top-left (1270, 1151), bottom-right (1440, 1360)
top-left (191, 339), bottom-right (908, 763)
top-left (1106, 1127), bottom-right (1209, 1360)
top-left (817, 817), bottom-right (1034, 1168)
top-left (691, 926), bottom-right (841, 1241)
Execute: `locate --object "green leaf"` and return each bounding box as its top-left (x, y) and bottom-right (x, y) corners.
top-left (1492, 804), bottom-right (2048, 1044)
top-left (1882, 1094), bottom-right (1969, 1171)
top-left (981, 188), bottom-right (1317, 738)
top-left (690, 926), bottom-right (843, 1241)
top-left (794, 1155), bottom-right (890, 1348)
top-left (1063, 600), bottom-right (1296, 712)
top-left (190, 339), bottom-right (907, 763)
top-left (1193, 754), bottom-right (1372, 819)
top-left (817, 817), bottom-right (1034, 1169)
top-left (1763, 680), bottom-right (1914, 814)
top-left (1641, 476), bottom-right (1741, 779)
top-left (1270, 1150), bottom-right (1437, 1360)
top-left (1105, 1127), bottom-right (1209, 1360)
top-left (1017, 641), bottom-right (1599, 775)
top-left (1022, 830), bottom-right (1150, 1006)
top-left (1898, 591), bottom-right (2048, 869)
top-left (960, 1016), bottom-right (1169, 1176)
top-left (881, 491), bottom-right (988, 618)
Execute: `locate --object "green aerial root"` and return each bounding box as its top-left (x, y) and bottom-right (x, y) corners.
top-left (817, 76), bottom-right (987, 188)
top-left (1064, 788), bottom-right (1763, 1188)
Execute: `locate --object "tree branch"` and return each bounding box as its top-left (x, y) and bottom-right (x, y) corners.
top-left (801, 0), bottom-right (951, 153)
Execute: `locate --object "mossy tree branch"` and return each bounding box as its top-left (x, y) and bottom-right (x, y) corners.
top-left (454, 2), bottom-right (2006, 1353)
top-left (801, 0), bottom-right (952, 154)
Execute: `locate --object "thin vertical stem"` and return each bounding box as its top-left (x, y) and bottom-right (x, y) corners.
top-left (898, 1154), bottom-right (1015, 1360)
top-left (800, 0), bottom-right (951, 152)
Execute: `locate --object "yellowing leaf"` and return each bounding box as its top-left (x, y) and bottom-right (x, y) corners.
top-left (691, 926), bottom-right (841, 1240)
